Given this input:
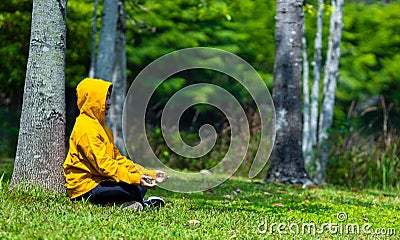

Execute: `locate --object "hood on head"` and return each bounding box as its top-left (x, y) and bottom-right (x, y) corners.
top-left (76, 78), bottom-right (112, 124)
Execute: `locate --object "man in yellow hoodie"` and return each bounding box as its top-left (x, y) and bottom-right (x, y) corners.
top-left (63, 78), bottom-right (168, 210)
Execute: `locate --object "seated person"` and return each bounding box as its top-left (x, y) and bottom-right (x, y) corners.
top-left (63, 78), bottom-right (168, 210)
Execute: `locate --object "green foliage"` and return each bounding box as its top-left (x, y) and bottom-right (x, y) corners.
top-left (338, 2), bottom-right (400, 116)
top-left (0, 0), bottom-right (94, 96)
top-left (65, 0), bottom-right (96, 87)
top-left (126, 0), bottom-right (275, 86)
top-left (0, 0), bottom-right (31, 98)
top-left (0, 174), bottom-right (399, 239)
top-left (1, 0), bottom-right (398, 118)
top-left (0, 0), bottom-right (399, 111)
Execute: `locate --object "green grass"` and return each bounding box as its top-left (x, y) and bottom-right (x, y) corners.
top-left (0, 159), bottom-right (399, 239)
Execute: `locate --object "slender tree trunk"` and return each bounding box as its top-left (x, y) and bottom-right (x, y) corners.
top-left (88, 0), bottom-right (98, 78)
top-left (95, 0), bottom-right (118, 81)
top-left (302, 24), bottom-right (310, 159)
top-left (109, 0), bottom-right (127, 155)
top-left (10, 0), bottom-right (67, 192)
top-left (308, 0), bottom-right (324, 171)
top-left (266, 0), bottom-right (312, 185)
top-left (316, 0), bottom-right (344, 184)
top-left (95, 0), bottom-right (123, 150)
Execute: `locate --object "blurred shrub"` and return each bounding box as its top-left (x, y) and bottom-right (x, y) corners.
top-left (326, 128), bottom-right (400, 190)
top-left (145, 104), bottom-right (268, 178)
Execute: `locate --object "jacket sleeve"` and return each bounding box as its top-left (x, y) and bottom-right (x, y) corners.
top-left (78, 132), bottom-right (142, 185)
top-left (114, 146), bottom-right (157, 180)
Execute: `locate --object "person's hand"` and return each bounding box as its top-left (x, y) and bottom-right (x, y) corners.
top-left (156, 170), bottom-right (168, 183)
top-left (140, 175), bottom-right (156, 189)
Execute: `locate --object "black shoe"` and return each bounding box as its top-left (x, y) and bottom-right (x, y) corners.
top-left (143, 196), bottom-right (165, 208)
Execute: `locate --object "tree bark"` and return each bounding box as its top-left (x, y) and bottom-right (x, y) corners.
top-left (95, 0), bottom-right (118, 81)
top-left (88, 0), bottom-right (98, 78)
top-left (301, 21), bottom-right (310, 162)
top-left (109, 0), bottom-right (127, 155)
top-left (95, 0), bottom-right (125, 152)
top-left (308, 0), bottom-right (324, 170)
top-left (302, 24), bottom-right (310, 159)
top-left (310, 0), bottom-right (324, 146)
top-left (266, 0), bottom-right (312, 185)
top-left (10, 0), bottom-right (67, 192)
top-left (316, 0), bottom-right (344, 184)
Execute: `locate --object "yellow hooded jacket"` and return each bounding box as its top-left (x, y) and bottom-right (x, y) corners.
top-left (63, 78), bottom-right (156, 199)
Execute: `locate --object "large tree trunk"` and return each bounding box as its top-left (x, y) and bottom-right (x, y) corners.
top-left (266, 0), bottom-right (312, 185)
top-left (10, 0), bottom-right (67, 192)
top-left (316, 0), bottom-right (344, 184)
top-left (109, 0), bottom-right (127, 155)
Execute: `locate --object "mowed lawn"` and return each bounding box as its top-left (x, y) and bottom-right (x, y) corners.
top-left (0, 158), bottom-right (399, 239)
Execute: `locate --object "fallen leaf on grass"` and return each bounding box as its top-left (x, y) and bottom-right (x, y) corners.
top-left (188, 219), bottom-right (201, 225)
top-left (273, 203), bottom-right (284, 207)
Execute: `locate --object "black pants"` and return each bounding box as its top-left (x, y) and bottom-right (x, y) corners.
top-left (78, 181), bottom-right (147, 205)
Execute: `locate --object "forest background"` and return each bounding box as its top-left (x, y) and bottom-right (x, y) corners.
top-left (0, 0), bottom-right (399, 190)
